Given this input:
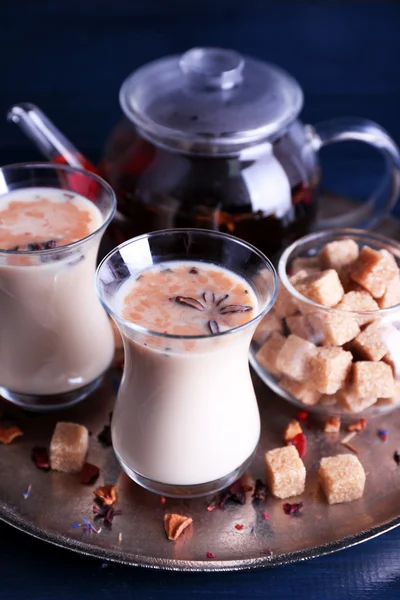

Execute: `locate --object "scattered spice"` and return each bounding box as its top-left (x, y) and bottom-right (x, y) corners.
top-left (283, 502), bottom-right (303, 516)
top-left (347, 418), bottom-right (367, 432)
top-left (0, 426), bottom-right (23, 444)
top-left (23, 484), bottom-right (32, 499)
top-left (235, 523), bottom-right (244, 531)
top-left (283, 419), bottom-right (302, 442)
top-left (324, 417), bottom-right (341, 434)
top-left (189, 268), bottom-right (198, 275)
top-left (206, 503), bottom-right (217, 512)
top-left (252, 479), bottom-right (268, 502)
top-left (164, 513), bottom-right (193, 541)
top-left (206, 552), bottom-right (215, 559)
top-left (174, 293), bottom-right (252, 335)
top-left (160, 496), bottom-right (166, 504)
top-left (296, 410), bottom-right (309, 421)
top-left (287, 432), bottom-right (307, 458)
top-left (81, 517), bottom-right (101, 535)
top-left (378, 429), bottom-right (389, 442)
top-left (340, 431), bottom-right (359, 453)
top-left (263, 512), bottom-right (270, 520)
top-left (78, 462), bottom-right (100, 485)
top-left (94, 484), bottom-right (117, 506)
top-left (219, 481), bottom-right (247, 508)
top-left (118, 532), bottom-right (123, 544)
top-left (394, 451), bottom-right (400, 466)
top-left (93, 504), bottom-right (122, 527)
top-left (31, 446), bottom-right (50, 471)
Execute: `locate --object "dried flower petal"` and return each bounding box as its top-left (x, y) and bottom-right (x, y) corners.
top-left (252, 479), bottom-right (268, 502)
top-left (394, 451), bottom-right (400, 466)
top-left (94, 484), bottom-right (117, 506)
top-left (31, 446), bottom-right (50, 470)
top-left (378, 429), bottom-right (389, 441)
top-left (164, 513), bottom-right (193, 541)
top-left (23, 484), bottom-right (32, 499)
top-left (93, 504), bottom-right (121, 527)
top-left (347, 418), bottom-right (367, 432)
top-left (160, 496), bottom-right (166, 504)
top-left (0, 426), bottom-right (23, 444)
top-left (219, 480), bottom-right (246, 508)
top-left (283, 419), bottom-right (302, 442)
top-left (97, 424), bottom-right (112, 447)
top-left (263, 512), bottom-right (270, 520)
top-left (78, 462), bottom-right (100, 485)
top-left (283, 502), bottom-right (303, 516)
top-left (206, 503), bottom-right (217, 512)
top-left (287, 432), bottom-right (307, 458)
top-left (206, 552), bottom-right (215, 559)
top-left (235, 523), bottom-right (244, 530)
top-left (296, 410), bottom-right (309, 421)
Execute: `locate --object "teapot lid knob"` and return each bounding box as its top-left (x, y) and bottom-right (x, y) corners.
top-left (179, 47), bottom-right (244, 91)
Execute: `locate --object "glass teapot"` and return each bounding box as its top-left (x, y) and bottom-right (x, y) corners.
top-left (8, 47), bottom-right (400, 257)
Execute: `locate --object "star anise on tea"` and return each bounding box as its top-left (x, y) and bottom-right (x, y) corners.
top-left (174, 292), bottom-right (252, 335)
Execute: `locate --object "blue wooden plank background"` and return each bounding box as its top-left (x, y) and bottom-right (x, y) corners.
top-left (0, 1), bottom-right (400, 598)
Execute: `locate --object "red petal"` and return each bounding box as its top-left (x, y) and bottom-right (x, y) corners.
top-left (31, 446), bottom-right (50, 471)
top-left (287, 433), bottom-right (307, 458)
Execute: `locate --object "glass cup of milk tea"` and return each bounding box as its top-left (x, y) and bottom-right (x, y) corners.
top-left (0, 163), bottom-right (116, 410)
top-left (96, 229), bottom-right (277, 498)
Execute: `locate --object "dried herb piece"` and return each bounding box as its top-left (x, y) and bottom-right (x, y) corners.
top-left (296, 410), bottom-right (309, 421)
top-left (0, 426), bottom-right (23, 444)
top-left (208, 320), bottom-right (220, 335)
top-left (31, 446), bottom-right (50, 471)
top-left (219, 481), bottom-right (246, 508)
top-left (324, 417), bottom-right (341, 434)
top-left (189, 268), bottom-right (198, 275)
top-left (347, 418), bottom-right (367, 432)
top-left (394, 450), bottom-right (400, 465)
top-left (235, 523), bottom-right (244, 531)
top-left (206, 552), bottom-right (215, 559)
top-left (78, 462), bottom-right (100, 485)
top-left (23, 484), bottom-right (32, 499)
top-left (164, 513), bottom-right (193, 541)
top-left (97, 424), bottom-right (112, 447)
top-left (283, 419), bottom-right (302, 442)
top-left (283, 502), bottom-right (303, 516)
top-left (219, 304), bottom-right (252, 314)
top-left (287, 432), bottom-right (307, 458)
top-left (263, 512), bottom-right (270, 520)
top-left (94, 484), bottom-right (117, 506)
top-left (252, 479), bottom-right (268, 502)
top-left (93, 504), bottom-right (122, 527)
top-left (160, 496), bottom-right (166, 504)
top-left (175, 296), bottom-right (204, 311)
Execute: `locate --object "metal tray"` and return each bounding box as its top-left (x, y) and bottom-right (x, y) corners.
top-left (0, 370), bottom-right (399, 572)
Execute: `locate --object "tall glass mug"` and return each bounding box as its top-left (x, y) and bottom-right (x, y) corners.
top-left (96, 229), bottom-right (277, 498)
top-left (0, 164), bottom-right (116, 410)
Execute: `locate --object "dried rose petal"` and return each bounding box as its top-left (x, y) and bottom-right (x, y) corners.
top-left (160, 496), bottom-right (166, 504)
top-left (287, 432), bottom-right (307, 458)
top-left (219, 481), bottom-right (246, 508)
top-left (283, 419), bottom-right (302, 442)
top-left (263, 512), bottom-right (270, 520)
top-left (235, 523), bottom-right (244, 530)
top-left (296, 410), bottom-right (309, 421)
top-left (78, 462), bottom-right (100, 485)
top-left (378, 429), bottom-right (389, 441)
top-left (164, 513), bottom-right (193, 541)
top-left (252, 479), bottom-right (268, 502)
top-left (283, 502), bottom-right (303, 516)
top-left (206, 552), bottom-right (215, 559)
top-left (94, 484), bottom-right (117, 506)
top-left (97, 424), bottom-right (112, 447)
top-left (31, 446), bottom-right (50, 471)
top-left (0, 426), bottom-right (23, 444)
top-left (394, 450), bottom-right (400, 466)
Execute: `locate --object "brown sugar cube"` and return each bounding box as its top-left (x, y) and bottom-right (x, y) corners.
top-left (283, 419), bottom-right (303, 442)
top-left (275, 270), bottom-right (309, 318)
top-left (378, 274), bottom-right (400, 309)
top-left (350, 246), bottom-right (398, 299)
top-left (319, 239), bottom-right (359, 270)
top-left (264, 445), bottom-right (306, 499)
top-left (280, 375), bottom-right (321, 405)
top-left (256, 332), bottom-right (286, 377)
top-left (276, 334), bottom-right (316, 381)
top-left (319, 454), bottom-right (366, 504)
top-left (337, 388), bottom-right (377, 412)
top-left (352, 321), bottom-right (399, 362)
top-left (307, 310), bottom-right (360, 346)
top-left (253, 310), bottom-right (283, 344)
top-left (336, 291), bottom-right (379, 326)
top-left (297, 269), bottom-right (344, 307)
top-left (309, 346), bottom-right (353, 394)
top-left (352, 361), bottom-right (394, 398)
top-left (50, 422), bottom-right (89, 473)
top-left (285, 313), bottom-right (317, 342)
top-left (291, 256), bottom-right (321, 275)
top-left (324, 416), bottom-right (341, 433)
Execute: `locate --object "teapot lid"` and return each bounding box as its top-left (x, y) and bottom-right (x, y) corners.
top-left (119, 47), bottom-right (303, 155)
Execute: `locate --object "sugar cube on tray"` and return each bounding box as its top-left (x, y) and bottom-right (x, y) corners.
top-left (264, 445), bottom-right (306, 499)
top-left (50, 422), bottom-right (89, 473)
top-left (319, 454), bottom-right (366, 504)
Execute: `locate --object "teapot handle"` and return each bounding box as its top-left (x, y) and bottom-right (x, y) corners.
top-left (308, 117), bottom-right (400, 229)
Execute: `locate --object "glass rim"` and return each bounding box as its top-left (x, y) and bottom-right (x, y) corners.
top-left (0, 162), bottom-right (116, 256)
top-left (278, 228), bottom-right (400, 317)
top-left (96, 228), bottom-right (278, 341)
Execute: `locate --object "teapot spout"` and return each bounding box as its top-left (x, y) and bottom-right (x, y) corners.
top-left (7, 103), bottom-right (96, 172)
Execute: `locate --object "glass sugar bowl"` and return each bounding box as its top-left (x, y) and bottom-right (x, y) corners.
top-left (250, 229), bottom-right (400, 417)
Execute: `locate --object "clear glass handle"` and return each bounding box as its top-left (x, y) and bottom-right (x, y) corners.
top-left (308, 117), bottom-right (400, 229)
